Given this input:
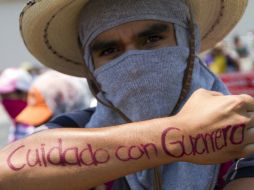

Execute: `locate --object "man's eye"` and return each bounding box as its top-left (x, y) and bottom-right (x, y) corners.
top-left (144, 35), bottom-right (163, 45)
top-left (100, 47), bottom-right (119, 57)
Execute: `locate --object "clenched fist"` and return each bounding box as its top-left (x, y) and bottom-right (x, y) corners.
top-left (162, 89), bottom-right (254, 164)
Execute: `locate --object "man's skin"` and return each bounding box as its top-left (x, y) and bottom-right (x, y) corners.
top-left (224, 178), bottom-right (254, 190)
top-left (91, 21), bottom-right (176, 68)
top-left (1, 21), bottom-right (254, 190)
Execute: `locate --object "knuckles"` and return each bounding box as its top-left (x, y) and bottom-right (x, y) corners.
top-left (231, 96), bottom-right (246, 110)
top-left (193, 88), bottom-right (206, 97)
top-left (226, 147), bottom-right (243, 157)
top-left (236, 116), bottom-right (251, 126)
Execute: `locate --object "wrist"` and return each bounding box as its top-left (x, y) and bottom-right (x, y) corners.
top-left (152, 116), bottom-right (186, 164)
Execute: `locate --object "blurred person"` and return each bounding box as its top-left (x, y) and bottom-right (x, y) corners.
top-left (16, 70), bottom-right (93, 127)
top-left (207, 44), bottom-right (240, 75)
top-left (0, 68), bottom-right (33, 141)
top-left (208, 46), bottom-right (227, 74)
top-left (234, 35), bottom-right (253, 72)
top-left (21, 61), bottom-right (48, 80)
top-left (234, 36), bottom-right (250, 58)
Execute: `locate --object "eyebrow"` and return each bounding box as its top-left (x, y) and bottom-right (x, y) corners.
top-left (91, 40), bottom-right (119, 53)
top-left (137, 23), bottom-right (169, 38)
top-left (91, 23), bottom-right (170, 53)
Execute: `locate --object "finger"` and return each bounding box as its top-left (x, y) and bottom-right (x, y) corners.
top-left (239, 94), bottom-right (254, 112)
top-left (202, 89), bottom-right (224, 96)
top-left (245, 127), bottom-right (254, 144)
top-left (210, 91), bottom-right (224, 96)
top-left (246, 114), bottom-right (254, 130)
top-left (195, 88), bottom-right (224, 96)
top-left (242, 144), bottom-right (254, 158)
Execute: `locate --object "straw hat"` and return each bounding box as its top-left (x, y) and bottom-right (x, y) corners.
top-left (20, 0), bottom-right (248, 77)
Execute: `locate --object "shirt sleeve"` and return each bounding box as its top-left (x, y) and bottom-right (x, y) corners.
top-left (39, 108), bottom-right (95, 130)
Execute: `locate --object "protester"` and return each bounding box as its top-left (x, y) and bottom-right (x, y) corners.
top-left (234, 36), bottom-right (250, 58)
top-left (0, 1), bottom-right (253, 190)
top-left (21, 61), bottom-right (47, 80)
top-left (206, 43), bottom-right (240, 74)
top-left (16, 70), bottom-right (94, 127)
top-left (0, 68), bottom-right (33, 141)
top-left (234, 35), bottom-right (253, 72)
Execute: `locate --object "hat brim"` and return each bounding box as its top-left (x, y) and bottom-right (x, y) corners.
top-left (20, 0), bottom-right (248, 77)
top-left (16, 104), bottom-right (53, 127)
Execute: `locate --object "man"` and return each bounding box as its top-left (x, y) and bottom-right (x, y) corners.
top-left (0, 0), bottom-right (253, 190)
top-left (233, 35), bottom-right (253, 72)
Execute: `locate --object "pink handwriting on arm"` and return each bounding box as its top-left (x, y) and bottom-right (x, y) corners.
top-left (115, 143), bottom-right (158, 162)
top-left (7, 140), bottom-right (159, 171)
top-left (6, 124), bottom-right (245, 172)
top-left (7, 139), bottom-right (110, 172)
top-left (7, 145), bottom-right (26, 171)
top-left (161, 124), bottom-right (246, 158)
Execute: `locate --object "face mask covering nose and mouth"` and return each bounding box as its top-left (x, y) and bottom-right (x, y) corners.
top-left (79, 0), bottom-right (194, 122)
top-left (2, 99), bottom-right (27, 120)
top-left (94, 46), bottom-right (189, 121)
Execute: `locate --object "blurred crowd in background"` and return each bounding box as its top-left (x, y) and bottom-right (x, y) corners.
top-left (0, 31), bottom-right (254, 147)
top-left (0, 64), bottom-right (96, 145)
top-left (203, 31), bottom-right (254, 74)
top-left (202, 31), bottom-right (254, 96)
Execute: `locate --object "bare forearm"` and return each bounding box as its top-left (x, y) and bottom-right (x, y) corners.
top-left (1, 89), bottom-right (253, 190)
top-left (0, 117), bottom-right (177, 190)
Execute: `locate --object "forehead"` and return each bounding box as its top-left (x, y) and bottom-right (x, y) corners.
top-left (91, 20), bottom-right (172, 44)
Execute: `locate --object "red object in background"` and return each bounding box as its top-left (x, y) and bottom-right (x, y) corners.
top-left (218, 72), bottom-right (254, 189)
top-left (220, 72), bottom-right (254, 96)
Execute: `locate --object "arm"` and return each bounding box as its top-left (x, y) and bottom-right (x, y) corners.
top-left (224, 178), bottom-right (254, 190)
top-left (1, 89), bottom-right (254, 190)
top-left (0, 117), bottom-right (177, 190)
